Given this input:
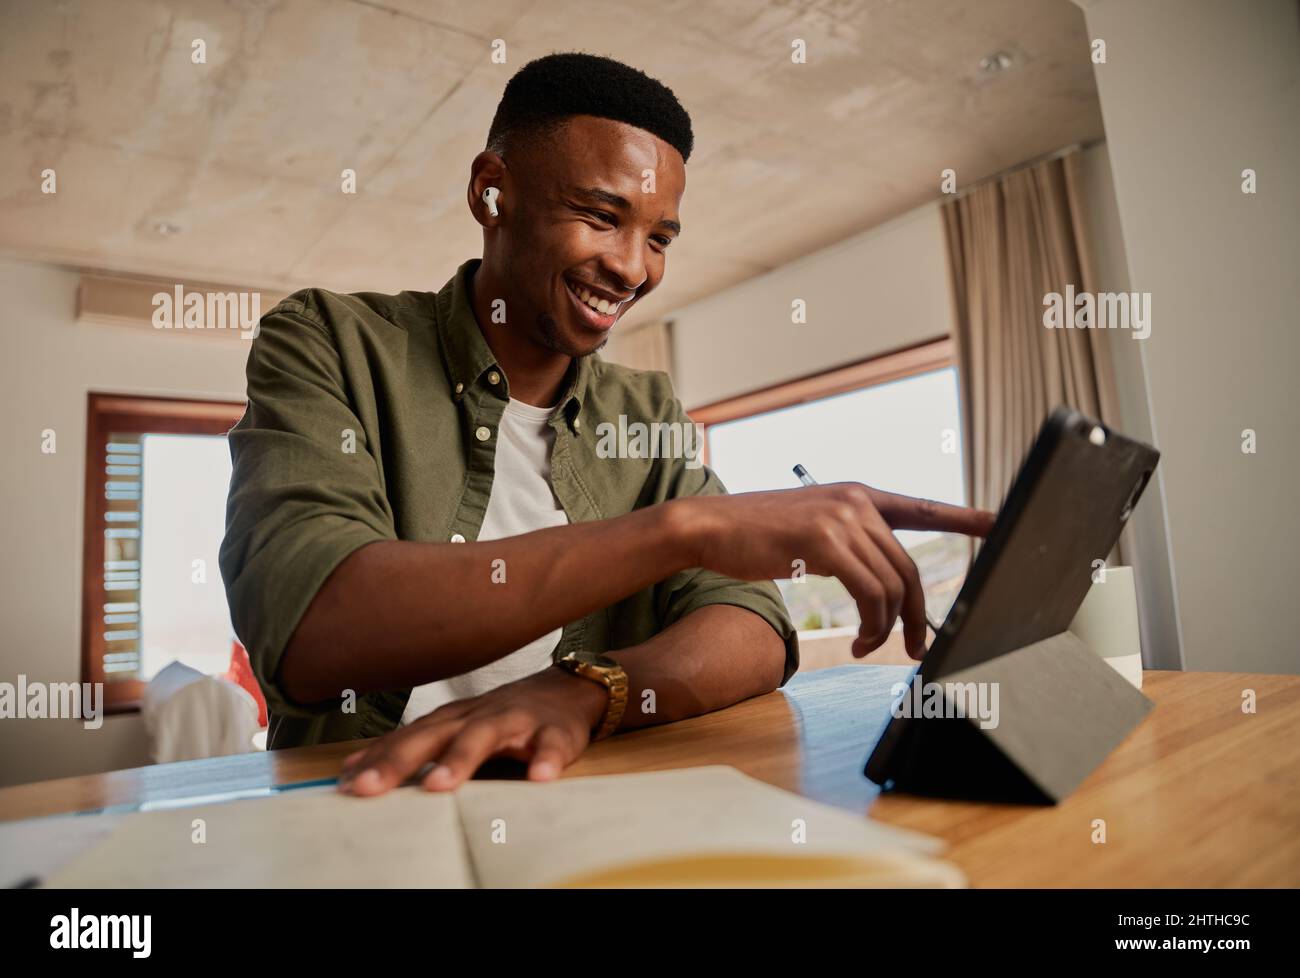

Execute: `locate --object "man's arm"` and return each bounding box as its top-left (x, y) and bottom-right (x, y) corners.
top-left (286, 531), bottom-right (784, 710)
top-left (286, 513), bottom-right (796, 707)
top-left (285, 388), bottom-right (795, 707)
top-left (283, 481), bottom-right (991, 705)
top-left (280, 508), bottom-right (698, 703)
top-left (609, 603), bottom-right (786, 730)
top-left (338, 602), bottom-right (784, 795)
top-left (334, 483), bottom-right (996, 796)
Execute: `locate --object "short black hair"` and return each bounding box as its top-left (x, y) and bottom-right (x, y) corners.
top-left (486, 52), bottom-right (693, 163)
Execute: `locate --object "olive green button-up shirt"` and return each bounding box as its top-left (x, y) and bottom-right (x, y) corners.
top-left (219, 258), bottom-right (798, 749)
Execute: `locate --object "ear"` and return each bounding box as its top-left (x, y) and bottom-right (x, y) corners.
top-left (468, 151), bottom-right (508, 228)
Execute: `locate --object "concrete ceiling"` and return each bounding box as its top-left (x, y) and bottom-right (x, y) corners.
top-left (0, 0), bottom-right (1104, 326)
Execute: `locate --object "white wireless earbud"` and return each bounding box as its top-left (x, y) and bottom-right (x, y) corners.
top-left (482, 186), bottom-right (501, 218)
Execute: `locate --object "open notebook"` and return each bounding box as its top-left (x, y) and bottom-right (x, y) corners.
top-left (45, 765), bottom-right (965, 888)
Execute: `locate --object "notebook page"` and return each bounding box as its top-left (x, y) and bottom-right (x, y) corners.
top-left (44, 785), bottom-right (473, 888)
top-left (456, 765), bottom-right (956, 888)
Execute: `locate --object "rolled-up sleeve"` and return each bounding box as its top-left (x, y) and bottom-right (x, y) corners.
top-left (219, 296), bottom-right (395, 717)
top-left (651, 395), bottom-right (800, 686)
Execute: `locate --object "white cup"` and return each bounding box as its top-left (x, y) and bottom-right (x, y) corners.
top-left (1068, 565), bottom-right (1143, 689)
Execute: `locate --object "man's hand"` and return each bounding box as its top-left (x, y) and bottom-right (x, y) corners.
top-left (676, 483), bottom-right (995, 660)
top-left (338, 666), bottom-right (607, 796)
top-left (331, 481), bottom-right (994, 797)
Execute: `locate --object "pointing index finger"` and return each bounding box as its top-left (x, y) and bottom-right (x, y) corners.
top-left (867, 488), bottom-right (996, 538)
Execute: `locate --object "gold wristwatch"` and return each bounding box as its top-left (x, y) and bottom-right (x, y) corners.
top-left (555, 651), bottom-right (628, 741)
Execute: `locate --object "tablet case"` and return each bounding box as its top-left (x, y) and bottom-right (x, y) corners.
top-left (864, 406), bottom-right (1160, 804)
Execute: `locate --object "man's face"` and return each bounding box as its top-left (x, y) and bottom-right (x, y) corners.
top-left (495, 114), bottom-right (686, 358)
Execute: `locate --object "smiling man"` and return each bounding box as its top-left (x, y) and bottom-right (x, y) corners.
top-left (219, 53), bottom-right (994, 797)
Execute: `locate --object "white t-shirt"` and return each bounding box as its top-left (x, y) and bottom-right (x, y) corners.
top-left (400, 397), bottom-right (569, 725)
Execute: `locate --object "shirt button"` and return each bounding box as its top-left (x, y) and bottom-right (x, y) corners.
top-left (454, 382), bottom-right (464, 395)
top-left (475, 425), bottom-right (491, 442)
top-left (487, 370), bottom-right (501, 385)
top-left (449, 533), bottom-right (466, 543)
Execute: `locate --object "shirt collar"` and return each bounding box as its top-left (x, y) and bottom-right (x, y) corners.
top-left (434, 258), bottom-right (590, 432)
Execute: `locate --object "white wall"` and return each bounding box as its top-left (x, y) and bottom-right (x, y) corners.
top-left (0, 259), bottom-right (250, 787)
top-left (1075, 143), bottom-right (1184, 670)
top-left (672, 202), bottom-right (954, 409)
top-left (1077, 0), bottom-right (1300, 674)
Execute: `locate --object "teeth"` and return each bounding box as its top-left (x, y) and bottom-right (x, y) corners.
top-left (571, 281), bottom-right (619, 316)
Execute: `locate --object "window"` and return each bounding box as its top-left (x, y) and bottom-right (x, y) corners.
top-left (693, 339), bottom-right (969, 635)
top-left (81, 394), bottom-right (246, 712)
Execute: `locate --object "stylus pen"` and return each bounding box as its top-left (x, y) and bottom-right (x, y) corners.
top-left (792, 464), bottom-right (943, 634)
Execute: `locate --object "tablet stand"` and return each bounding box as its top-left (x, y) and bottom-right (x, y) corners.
top-left (868, 631), bottom-right (1153, 804)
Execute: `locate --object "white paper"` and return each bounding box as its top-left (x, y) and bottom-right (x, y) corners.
top-left (44, 785), bottom-right (472, 888)
top-left (0, 813), bottom-right (126, 888)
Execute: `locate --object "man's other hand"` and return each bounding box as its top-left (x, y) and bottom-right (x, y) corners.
top-left (337, 666), bottom-right (606, 796)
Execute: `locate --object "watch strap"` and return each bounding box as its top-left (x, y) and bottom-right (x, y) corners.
top-left (557, 653), bottom-right (628, 741)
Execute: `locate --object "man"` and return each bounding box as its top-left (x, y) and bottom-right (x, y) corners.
top-left (219, 53), bottom-right (993, 798)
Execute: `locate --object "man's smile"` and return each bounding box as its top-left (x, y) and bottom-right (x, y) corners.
top-left (563, 275), bottom-right (634, 332)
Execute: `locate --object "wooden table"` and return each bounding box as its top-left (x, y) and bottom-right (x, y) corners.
top-left (2, 666), bottom-right (1297, 887)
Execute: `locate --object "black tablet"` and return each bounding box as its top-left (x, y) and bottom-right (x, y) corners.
top-left (864, 406), bottom-right (1161, 802)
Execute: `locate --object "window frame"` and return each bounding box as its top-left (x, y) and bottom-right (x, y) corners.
top-left (80, 393), bottom-right (247, 714)
top-left (688, 336), bottom-right (954, 430)
top-left (688, 336), bottom-right (960, 647)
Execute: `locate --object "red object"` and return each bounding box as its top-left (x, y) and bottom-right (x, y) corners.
top-left (226, 639), bottom-right (268, 728)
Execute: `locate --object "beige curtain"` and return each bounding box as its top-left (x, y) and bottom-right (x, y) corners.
top-left (942, 149), bottom-right (1129, 562)
top-left (604, 317), bottom-right (675, 375)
